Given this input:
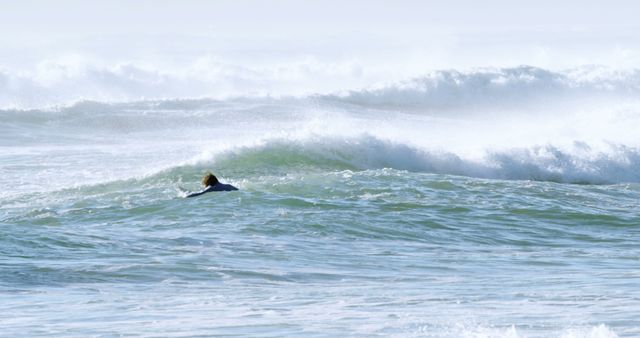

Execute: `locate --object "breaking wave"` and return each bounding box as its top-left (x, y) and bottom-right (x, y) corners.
top-left (333, 66), bottom-right (640, 110)
top-left (2, 64), bottom-right (640, 110)
top-left (197, 135), bottom-right (640, 184)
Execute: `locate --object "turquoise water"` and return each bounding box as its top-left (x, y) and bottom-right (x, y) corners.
top-left (2, 68), bottom-right (640, 337)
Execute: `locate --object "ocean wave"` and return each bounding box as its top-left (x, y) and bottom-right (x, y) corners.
top-left (22, 134), bottom-right (636, 202)
top-left (1, 64), bottom-right (639, 110)
top-left (200, 135), bottom-right (640, 184)
top-left (331, 66), bottom-right (640, 110)
top-left (22, 135), bottom-right (630, 187)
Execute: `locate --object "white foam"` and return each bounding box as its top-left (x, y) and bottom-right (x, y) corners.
top-left (429, 323), bottom-right (619, 338)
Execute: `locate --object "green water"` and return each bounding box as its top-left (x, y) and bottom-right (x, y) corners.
top-left (3, 164), bottom-right (640, 336)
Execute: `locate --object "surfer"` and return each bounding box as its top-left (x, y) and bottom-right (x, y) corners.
top-left (183, 172), bottom-right (238, 197)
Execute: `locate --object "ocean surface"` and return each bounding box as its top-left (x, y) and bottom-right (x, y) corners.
top-left (2, 66), bottom-right (640, 337)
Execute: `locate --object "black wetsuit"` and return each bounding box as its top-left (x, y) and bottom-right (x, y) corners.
top-left (186, 183), bottom-right (238, 197)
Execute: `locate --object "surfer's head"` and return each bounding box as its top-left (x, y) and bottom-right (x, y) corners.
top-left (202, 173), bottom-right (219, 187)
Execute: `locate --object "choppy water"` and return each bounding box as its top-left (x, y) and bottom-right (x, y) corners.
top-left (2, 67), bottom-right (640, 337)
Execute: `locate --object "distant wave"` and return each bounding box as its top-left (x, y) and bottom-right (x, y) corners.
top-left (330, 66), bottom-right (640, 110)
top-left (1, 64), bottom-right (640, 109)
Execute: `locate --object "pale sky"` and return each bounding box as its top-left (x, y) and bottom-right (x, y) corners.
top-left (2, 1), bottom-right (639, 41)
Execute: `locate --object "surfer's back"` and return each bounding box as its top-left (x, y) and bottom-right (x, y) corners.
top-left (208, 183), bottom-right (238, 192)
top-left (185, 173), bottom-right (238, 197)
